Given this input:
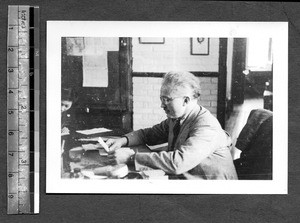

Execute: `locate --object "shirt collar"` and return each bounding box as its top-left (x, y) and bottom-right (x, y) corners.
top-left (171, 104), bottom-right (200, 125)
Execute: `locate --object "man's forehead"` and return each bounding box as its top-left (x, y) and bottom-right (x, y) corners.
top-left (160, 85), bottom-right (190, 96)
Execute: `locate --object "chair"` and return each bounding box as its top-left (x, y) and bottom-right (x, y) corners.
top-left (234, 109), bottom-right (273, 180)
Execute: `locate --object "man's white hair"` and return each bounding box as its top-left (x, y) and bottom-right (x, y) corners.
top-left (162, 71), bottom-right (201, 99)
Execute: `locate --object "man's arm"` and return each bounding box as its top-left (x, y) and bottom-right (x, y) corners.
top-left (134, 123), bottom-right (228, 175)
top-left (125, 119), bottom-right (169, 146)
top-left (106, 120), bottom-right (169, 165)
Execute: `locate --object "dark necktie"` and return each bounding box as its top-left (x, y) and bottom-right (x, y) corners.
top-left (171, 119), bottom-right (181, 150)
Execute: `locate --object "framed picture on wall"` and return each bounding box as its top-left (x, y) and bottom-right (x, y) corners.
top-left (139, 37), bottom-right (165, 44)
top-left (191, 37), bottom-right (210, 55)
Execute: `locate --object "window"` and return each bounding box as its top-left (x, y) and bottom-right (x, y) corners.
top-left (246, 38), bottom-right (272, 71)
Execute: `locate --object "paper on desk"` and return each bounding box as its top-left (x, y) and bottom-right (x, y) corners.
top-left (61, 132), bottom-right (70, 136)
top-left (81, 170), bottom-right (107, 179)
top-left (80, 137), bottom-right (109, 152)
top-left (76, 127), bottom-right (112, 135)
top-left (82, 144), bottom-right (98, 151)
top-left (142, 170), bottom-right (167, 179)
top-left (97, 137), bottom-right (110, 152)
top-left (135, 162), bottom-right (168, 179)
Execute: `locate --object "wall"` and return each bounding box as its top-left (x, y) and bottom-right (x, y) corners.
top-left (132, 38), bottom-right (219, 72)
top-left (132, 38), bottom-right (220, 130)
top-left (133, 77), bottom-right (165, 130)
top-left (132, 77), bottom-right (218, 130)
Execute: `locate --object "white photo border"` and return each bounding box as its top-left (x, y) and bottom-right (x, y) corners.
top-left (47, 21), bottom-right (288, 194)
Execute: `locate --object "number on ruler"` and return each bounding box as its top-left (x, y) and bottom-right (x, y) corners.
top-left (8, 195), bottom-right (14, 199)
top-left (8, 90), bottom-right (14, 94)
top-left (8, 132), bottom-right (14, 136)
top-left (8, 110), bottom-right (14, 115)
top-left (8, 68), bottom-right (14, 73)
top-left (21, 10), bottom-right (27, 20)
top-left (20, 159), bottom-right (27, 164)
top-left (8, 173), bottom-right (14, 178)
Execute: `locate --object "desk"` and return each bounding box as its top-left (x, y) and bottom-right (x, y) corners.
top-left (61, 130), bottom-right (167, 179)
top-left (63, 145), bottom-right (153, 179)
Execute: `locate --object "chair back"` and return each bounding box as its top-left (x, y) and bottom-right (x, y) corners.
top-left (234, 109), bottom-right (273, 180)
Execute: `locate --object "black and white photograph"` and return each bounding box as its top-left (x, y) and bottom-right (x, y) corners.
top-left (46, 21), bottom-right (287, 194)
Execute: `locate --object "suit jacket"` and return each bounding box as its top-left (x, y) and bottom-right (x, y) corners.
top-left (125, 105), bottom-right (238, 180)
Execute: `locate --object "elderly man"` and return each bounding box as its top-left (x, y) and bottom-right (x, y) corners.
top-left (106, 71), bottom-right (237, 180)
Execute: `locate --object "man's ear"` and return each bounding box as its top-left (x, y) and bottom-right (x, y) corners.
top-left (183, 96), bottom-right (190, 105)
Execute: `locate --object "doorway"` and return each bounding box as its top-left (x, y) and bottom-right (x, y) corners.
top-left (225, 38), bottom-right (273, 158)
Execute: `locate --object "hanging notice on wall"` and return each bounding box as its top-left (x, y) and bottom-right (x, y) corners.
top-left (66, 37), bottom-right (119, 87)
top-left (82, 37), bottom-right (119, 87)
top-left (82, 54), bottom-right (108, 87)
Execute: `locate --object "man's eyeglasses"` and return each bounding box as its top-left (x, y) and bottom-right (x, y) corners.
top-left (160, 96), bottom-right (184, 104)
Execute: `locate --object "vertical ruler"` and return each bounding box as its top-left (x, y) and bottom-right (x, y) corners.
top-left (7, 5), bottom-right (39, 214)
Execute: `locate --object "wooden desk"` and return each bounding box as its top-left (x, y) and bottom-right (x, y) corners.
top-left (61, 128), bottom-right (169, 179)
top-left (61, 131), bottom-right (154, 179)
top-left (62, 145), bottom-right (154, 179)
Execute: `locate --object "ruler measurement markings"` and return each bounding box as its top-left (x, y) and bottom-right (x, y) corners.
top-left (7, 6), bottom-right (19, 215)
top-left (8, 5), bottom-right (39, 214)
top-left (19, 6), bottom-right (29, 214)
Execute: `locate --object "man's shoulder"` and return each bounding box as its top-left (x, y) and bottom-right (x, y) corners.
top-left (195, 106), bottom-right (214, 119)
top-left (192, 106), bottom-right (220, 127)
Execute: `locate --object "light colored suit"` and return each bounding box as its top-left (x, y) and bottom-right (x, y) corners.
top-left (125, 105), bottom-right (238, 179)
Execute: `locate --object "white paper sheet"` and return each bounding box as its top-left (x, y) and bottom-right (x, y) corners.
top-left (82, 55), bottom-right (108, 87)
top-left (76, 127), bottom-right (112, 135)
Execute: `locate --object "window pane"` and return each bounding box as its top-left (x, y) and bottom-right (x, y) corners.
top-left (246, 38), bottom-right (272, 71)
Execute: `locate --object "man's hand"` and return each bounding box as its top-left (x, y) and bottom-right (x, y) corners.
top-left (106, 137), bottom-right (128, 151)
top-left (107, 148), bottom-right (135, 165)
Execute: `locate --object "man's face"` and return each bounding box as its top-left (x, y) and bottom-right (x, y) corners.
top-left (61, 100), bottom-right (73, 113)
top-left (160, 85), bottom-right (187, 119)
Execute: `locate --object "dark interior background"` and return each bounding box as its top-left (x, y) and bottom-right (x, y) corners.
top-left (0, 1), bottom-right (299, 222)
